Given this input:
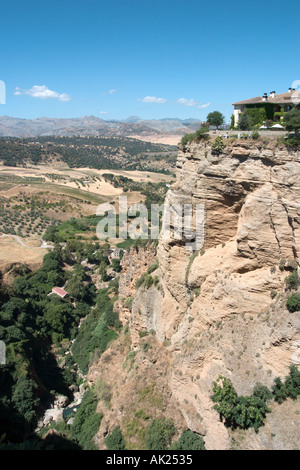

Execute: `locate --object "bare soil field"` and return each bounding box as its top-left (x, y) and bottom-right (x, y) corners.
top-left (0, 236), bottom-right (47, 270)
top-left (0, 164), bottom-right (172, 267)
top-left (0, 166), bottom-right (173, 197)
top-left (130, 134), bottom-right (182, 146)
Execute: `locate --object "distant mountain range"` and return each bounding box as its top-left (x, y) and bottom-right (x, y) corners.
top-left (0, 115), bottom-right (204, 138)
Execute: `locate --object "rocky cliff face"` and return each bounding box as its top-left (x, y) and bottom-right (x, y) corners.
top-left (89, 139), bottom-right (300, 450)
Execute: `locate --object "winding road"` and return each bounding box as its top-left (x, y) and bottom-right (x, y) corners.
top-left (0, 234), bottom-right (54, 249)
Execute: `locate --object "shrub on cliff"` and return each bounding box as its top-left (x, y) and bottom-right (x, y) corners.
top-left (213, 366), bottom-right (300, 432)
top-left (211, 136), bottom-right (226, 155)
top-left (72, 388), bottom-right (103, 450)
top-left (105, 426), bottom-right (126, 450)
top-left (287, 293), bottom-right (300, 312)
top-left (211, 376), bottom-right (272, 432)
top-left (282, 135), bottom-right (300, 149)
top-left (252, 131), bottom-right (260, 140)
top-left (272, 365), bottom-right (300, 402)
top-left (145, 418), bottom-right (176, 450)
top-left (285, 269), bottom-right (300, 290)
top-left (170, 430), bottom-right (206, 450)
top-left (181, 127), bottom-right (209, 150)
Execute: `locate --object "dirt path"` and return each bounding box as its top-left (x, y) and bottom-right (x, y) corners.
top-left (0, 234), bottom-right (54, 249)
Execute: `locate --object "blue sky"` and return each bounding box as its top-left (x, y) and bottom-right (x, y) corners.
top-left (1, 0), bottom-right (299, 122)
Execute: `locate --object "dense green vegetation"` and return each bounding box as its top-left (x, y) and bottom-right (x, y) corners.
top-left (43, 217), bottom-right (93, 243)
top-left (180, 126), bottom-right (210, 150)
top-left (102, 173), bottom-right (171, 208)
top-left (0, 136), bottom-right (177, 172)
top-left (236, 107), bottom-right (300, 133)
top-left (212, 365), bottom-right (300, 432)
top-left (272, 365), bottom-right (300, 403)
top-left (211, 377), bottom-right (272, 432)
top-left (0, 236), bottom-right (122, 446)
top-left (0, 252), bottom-right (79, 442)
top-left (30, 386), bottom-right (103, 450)
top-left (170, 430), bottom-right (206, 450)
top-left (145, 418), bottom-right (176, 450)
top-left (244, 108), bottom-right (267, 128)
top-left (284, 109), bottom-right (300, 133)
top-left (71, 288), bottom-right (121, 374)
top-left (105, 426), bottom-right (126, 450)
top-left (71, 388), bottom-right (103, 450)
top-left (285, 269), bottom-right (300, 290)
top-left (280, 135), bottom-right (300, 149)
top-left (238, 112), bottom-right (253, 131)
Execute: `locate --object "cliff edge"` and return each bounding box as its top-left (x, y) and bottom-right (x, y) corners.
top-left (89, 138), bottom-right (300, 450)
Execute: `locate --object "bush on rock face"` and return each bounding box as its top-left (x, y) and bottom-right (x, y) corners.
top-left (287, 294), bottom-right (300, 312)
top-left (105, 426), bottom-right (125, 450)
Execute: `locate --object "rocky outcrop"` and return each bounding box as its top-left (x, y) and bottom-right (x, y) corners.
top-left (90, 138), bottom-right (300, 450)
top-left (129, 139), bottom-right (300, 449)
top-left (117, 244), bottom-right (157, 327)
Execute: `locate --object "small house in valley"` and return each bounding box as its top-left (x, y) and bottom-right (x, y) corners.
top-left (50, 287), bottom-right (69, 299)
top-left (110, 248), bottom-right (124, 260)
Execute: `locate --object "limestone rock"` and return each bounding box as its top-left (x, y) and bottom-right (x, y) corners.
top-left (91, 139), bottom-right (300, 450)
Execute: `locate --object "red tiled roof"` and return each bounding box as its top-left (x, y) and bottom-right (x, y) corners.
top-left (233, 91), bottom-right (295, 106)
top-left (52, 287), bottom-right (68, 297)
top-left (233, 96), bottom-right (265, 105)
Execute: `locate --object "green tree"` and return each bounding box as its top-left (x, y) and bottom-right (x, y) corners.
top-left (211, 376), bottom-right (272, 432)
top-left (230, 114), bottom-right (235, 129)
top-left (105, 426), bottom-right (125, 450)
top-left (72, 388), bottom-right (103, 450)
top-left (145, 418), bottom-right (176, 450)
top-left (170, 430), bottom-right (206, 450)
top-left (111, 259), bottom-right (122, 273)
top-left (11, 376), bottom-right (39, 424)
top-left (284, 365), bottom-right (300, 399)
top-left (238, 112), bottom-right (252, 130)
top-left (284, 109), bottom-right (300, 132)
top-left (99, 261), bottom-right (109, 282)
top-left (272, 377), bottom-right (287, 404)
top-left (211, 376), bottom-right (238, 424)
top-left (206, 111), bottom-right (225, 129)
top-left (43, 299), bottom-right (75, 336)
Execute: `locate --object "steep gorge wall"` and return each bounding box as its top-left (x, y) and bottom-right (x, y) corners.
top-left (129, 139), bottom-right (300, 449)
top-left (90, 139), bottom-right (300, 450)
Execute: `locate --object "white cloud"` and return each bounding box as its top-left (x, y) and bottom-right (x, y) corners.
top-left (175, 98), bottom-right (210, 108)
top-left (14, 85), bottom-right (71, 101)
top-left (198, 102), bottom-right (210, 109)
top-left (138, 96), bottom-right (167, 104)
top-left (102, 89), bottom-right (117, 96)
top-left (175, 98), bottom-right (198, 107)
top-left (99, 110), bottom-right (108, 115)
